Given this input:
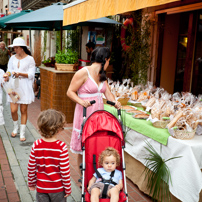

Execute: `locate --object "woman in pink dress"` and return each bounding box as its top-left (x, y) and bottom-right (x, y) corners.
top-left (67, 47), bottom-right (121, 170)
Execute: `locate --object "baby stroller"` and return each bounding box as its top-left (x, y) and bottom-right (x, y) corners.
top-left (81, 100), bottom-right (128, 202)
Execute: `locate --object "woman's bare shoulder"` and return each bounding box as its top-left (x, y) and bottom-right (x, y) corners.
top-left (74, 67), bottom-right (88, 78)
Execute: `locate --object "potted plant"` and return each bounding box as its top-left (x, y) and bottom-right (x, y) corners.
top-left (55, 49), bottom-right (79, 71)
top-left (42, 57), bottom-right (55, 67)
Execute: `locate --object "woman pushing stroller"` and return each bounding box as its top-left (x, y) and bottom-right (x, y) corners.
top-left (67, 46), bottom-right (121, 169)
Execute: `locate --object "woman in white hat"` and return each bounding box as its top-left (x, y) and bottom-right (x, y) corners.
top-left (3, 37), bottom-right (35, 141)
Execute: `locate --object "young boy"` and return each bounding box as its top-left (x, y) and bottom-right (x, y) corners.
top-left (87, 147), bottom-right (123, 202)
top-left (27, 109), bottom-right (71, 202)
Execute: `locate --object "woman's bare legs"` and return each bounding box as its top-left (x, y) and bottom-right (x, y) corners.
top-left (10, 103), bottom-right (19, 137)
top-left (20, 104), bottom-right (28, 125)
top-left (10, 103), bottom-right (18, 121)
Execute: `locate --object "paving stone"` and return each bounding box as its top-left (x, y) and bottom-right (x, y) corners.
top-left (0, 188), bottom-right (7, 199)
top-left (7, 192), bottom-right (20, 202)
top-left (1, 170), bottom-right (12, 178)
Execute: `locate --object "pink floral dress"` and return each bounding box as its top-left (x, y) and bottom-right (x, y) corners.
top-left (70, 67), bottom-right (106, 154)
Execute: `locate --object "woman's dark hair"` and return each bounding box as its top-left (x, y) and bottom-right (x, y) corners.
top-left (90, 46), bottom-right (111, 82)
top-left (21, 46), bottom-right (31, 56)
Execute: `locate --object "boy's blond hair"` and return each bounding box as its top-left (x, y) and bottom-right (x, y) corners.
top-left (98, 147), bottom-right (121, 167)
top-left (37, 109), bottom-right (66, 138)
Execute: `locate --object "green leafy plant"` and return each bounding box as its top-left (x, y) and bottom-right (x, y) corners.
top-left (143, 141), bottom-right (181, 201)
top-left (55, 49), bottom-right (79, 64)
top-left (42, 58), bottom-right (51, 63)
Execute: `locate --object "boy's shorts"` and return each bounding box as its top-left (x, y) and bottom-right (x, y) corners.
top-left (88, 182), bottom-right (114, 198)
top-left (36, 191), bottom-right (66, 202)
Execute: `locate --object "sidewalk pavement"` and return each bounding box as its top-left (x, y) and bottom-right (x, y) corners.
top-left (0, 93), bottom-right (81, 202)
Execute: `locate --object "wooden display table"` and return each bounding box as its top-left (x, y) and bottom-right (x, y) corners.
top-left (40, 66), bottom-right (76, 123)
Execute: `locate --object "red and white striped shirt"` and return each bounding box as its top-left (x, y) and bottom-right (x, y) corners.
top-left (28, 139), bottom-right (71, 194)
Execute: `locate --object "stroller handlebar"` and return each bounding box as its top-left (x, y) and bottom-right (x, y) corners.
top-left (83, 100), bottom-right (121, 117)
top-left (107, 101), bottom-right (121, 116)
top-left (83, 100), bottom-right (96, 117)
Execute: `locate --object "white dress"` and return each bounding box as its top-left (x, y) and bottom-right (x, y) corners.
top-left (7, 55), bottom-right (36, 104)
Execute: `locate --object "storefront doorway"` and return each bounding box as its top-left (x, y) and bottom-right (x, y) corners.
top-left (157, 10), bottom-right (199, 95)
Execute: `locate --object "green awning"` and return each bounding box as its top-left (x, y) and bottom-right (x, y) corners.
top-left (5, 3), bottom-right (75, 31)
top-left (0, 10), bottom-right (33, 28)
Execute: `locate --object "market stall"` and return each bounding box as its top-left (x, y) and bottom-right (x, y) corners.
top-left (104, 104), bottom-right (202, 202)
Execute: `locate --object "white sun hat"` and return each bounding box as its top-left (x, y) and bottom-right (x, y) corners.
top-left (8, 37), bottom-right (27, 47)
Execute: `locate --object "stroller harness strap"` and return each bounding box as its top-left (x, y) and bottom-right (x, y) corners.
top-left (93, 155), bottom-right (117, 198)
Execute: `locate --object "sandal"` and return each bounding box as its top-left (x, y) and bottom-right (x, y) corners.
top-left (11, 132), bottom-right (17, 138)
top-left (12, 121), bottom-right (18, 138)
top-left (20, 137), bottom-right (26, 142)
top-left (20, 124), bottom-right (26, 142)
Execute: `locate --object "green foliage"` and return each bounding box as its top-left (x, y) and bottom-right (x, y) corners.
top-left (55, 49), bottom-right (79, 64)
top-left (122, 10), bottom-right (151, 85)
top-left (42, 58), bottom-right (51, 63)
top-left (56, 31), bottom-right (61, 52)
top-left (55, 28), bottom-right (80, 53)
top-left (66, 28), bottom-right (80, 52)
top-left (143, 141), bottom-right (181, 201)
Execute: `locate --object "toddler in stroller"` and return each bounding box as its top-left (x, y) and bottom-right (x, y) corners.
top-left (80, 101), bottom-right (128, 202)
top-left (88, 147), bottom-right (123, 202)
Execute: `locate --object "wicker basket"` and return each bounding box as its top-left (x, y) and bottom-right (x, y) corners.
top-left (173, 129), bottom-right (196, 140)
top-left (55, 63), bottom-right (76, 71)
top-left (152, 120), bottom-right (170, 129)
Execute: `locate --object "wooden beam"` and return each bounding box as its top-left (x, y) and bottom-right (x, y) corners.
top-left (0, 30), bottom-right (22, 34)
top-left (156, 2), bottom-right (202, 15)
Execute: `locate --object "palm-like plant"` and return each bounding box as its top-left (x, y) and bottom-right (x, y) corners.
top-left (143, 141), bottom-right (181, 202)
